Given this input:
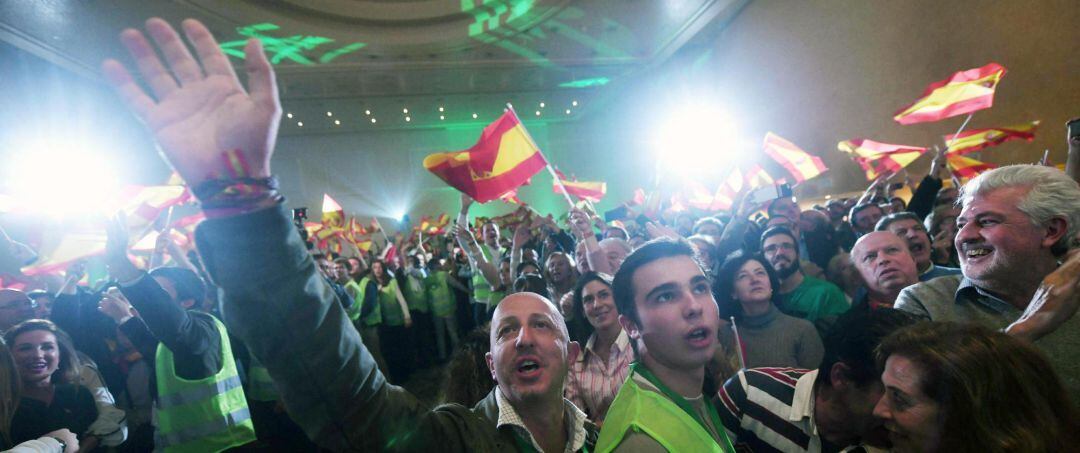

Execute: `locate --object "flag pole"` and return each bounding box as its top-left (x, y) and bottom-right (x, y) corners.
top-left (944, 113), bottom-right (976, 151)
top-left (730, 316), bottom-right (746, 370)
top-left (373, 217), bottom-right (393, 245)
top-left (504, 103), bottom-right (576, 209)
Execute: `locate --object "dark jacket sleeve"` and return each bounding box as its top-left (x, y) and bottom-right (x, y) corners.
top-left (194, 204), bottom-right (432, 451)
top-left (361, 280), bottom-right (378, 318)
top-left (907, 175), bottom-right (943, 220)
top-left (119, 275), bottom-right (221, 381)
top-left (50, 288), bottom-right (126, 394)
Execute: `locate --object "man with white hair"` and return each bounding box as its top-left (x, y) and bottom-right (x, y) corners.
top-left (896, 165), bottom-right (1080, 401)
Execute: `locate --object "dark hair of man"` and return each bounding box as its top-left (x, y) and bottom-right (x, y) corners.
top-left (758, 225), bottom-right (798, 254)
top-left (766, 198), bottom-right (796, 218)
top-left (311, 253), bottom-right (328, 262)
top-left (848, 203), bottom-right (880, 227)
top-left (692, 217), bottom-right (724, 235)
top-left (887, 196), bottom-right (907, 209)
top-left (571, 272), bottom-right (614, 340)
top-left (150, 267), bottom-right (207, 305)
top-left (515, 260), bottom-right (540, 276)
top-left (714, 250), bottom-right (781, 320)
top-left (877, 322), bottom-right (1080, 451)
top-left (813, 308), bottom-right (917, 390)
top-left (874, 211), bottom-right (923, 232)
top-left (612, 238), bottom-right (701, 326)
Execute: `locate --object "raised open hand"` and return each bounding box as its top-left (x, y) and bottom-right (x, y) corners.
top-left (101, 18), bottom-right (281, 189)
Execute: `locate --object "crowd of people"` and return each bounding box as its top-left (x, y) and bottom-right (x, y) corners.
top-left (1, 16), bottom-right (1079, 453)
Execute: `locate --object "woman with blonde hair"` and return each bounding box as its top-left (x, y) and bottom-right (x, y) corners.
top-left (874, 322), bottom-right (1080, 452)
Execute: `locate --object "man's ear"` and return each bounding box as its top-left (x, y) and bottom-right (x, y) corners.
top-left (1042, 216), bottom-right (1069, 249)
top-left (619, 314), bottom-right (640, 340)
top-left (485, 351), bottom-right (497, 382)
top-left (567, 340), bottom-right (581, 364)
top-left (829, 362), bottom-right (852, 393)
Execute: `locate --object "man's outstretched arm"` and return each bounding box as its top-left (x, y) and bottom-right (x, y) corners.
top-left (102, 17), bottom-right (425, 450)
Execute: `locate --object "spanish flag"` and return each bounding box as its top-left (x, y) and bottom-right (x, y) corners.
top-left (948, 154), bottom-right (997, 181)
top-left (711, 168), bottom-right (744, 211)
top-left (424, 110), bottom-right (548, 203)
top-left (838, 139), bottom-right (927, 180)
top-left (944, 120), bottom-right (1039, 155)
top-left (684, 180), bottom-right (714, 210)
top-left (321, 194), bottom-right (345, 228)
top-left (763, 133), bottom-right (828, 183)
top-left (893, 63), bottom-right (1006, 125)
top-left (744, 164), bottom-right (776, 188)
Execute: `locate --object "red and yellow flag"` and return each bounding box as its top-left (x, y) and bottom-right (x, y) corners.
top-left (743, 164), bottom-right (776, 189)
top-left (683, 181), bottom-right (714, 211)
top-left (498, 188), bottom-right (523, 205)
top-left (947, 154), bottom-right (997, 181)
top-left (944, 120), bottom-right (1039, 155)
top-left (893, 63), bottom-right (1006, 125)
top-left (762, 133), bottom-right (828, 183)
top-left (424, 110), bottom-right (548, 203)
top-left (321, 194), bottom-right (345, 228)
top-left (711, 168), bottom-right (744, 211)
top-left (838, 139), bottom-right (927, 180)
top-left (555, 180), bottom-right (607, 203)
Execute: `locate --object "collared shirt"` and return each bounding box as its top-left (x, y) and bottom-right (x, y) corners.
top-left (565, 330), bottom-right (633, 421)
top-left (717, 368), bottom-right (869, 453)
top-left (917, 262), bottom-right (961, 282)
top-left (495, 387), bottom-right (588, 453)
top-left (896, 274), bottom-right (1080, 404)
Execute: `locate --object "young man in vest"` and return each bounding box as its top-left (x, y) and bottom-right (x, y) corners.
top-left (597, 238), bottom-right (735, 452)
top-left (101, 18), bottom-right (598, 451)
top-left (100, 215), bottom-right (256, 452)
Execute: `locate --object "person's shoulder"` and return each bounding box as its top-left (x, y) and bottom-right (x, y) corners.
top-left (902, 274), bottom-right (962, 301)
top-left (778, 313), bottom-right (818, 332)
top-left (802, 276), bottom-right (845, 297)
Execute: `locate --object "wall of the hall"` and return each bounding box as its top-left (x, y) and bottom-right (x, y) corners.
top-left (688, 0), bottom-right (1080, 197)
top-left (272, 0), bottom-right (1079, 218)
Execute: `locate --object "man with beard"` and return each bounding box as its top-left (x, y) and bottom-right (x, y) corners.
top-left (850, 232), bottom-right (919, 310)
top-left (761, 227), bottom-right (849, 325)
top-left (896, 165), bottom-right (1080, 402)
top-left (875, 212), bottom-right (960, 282)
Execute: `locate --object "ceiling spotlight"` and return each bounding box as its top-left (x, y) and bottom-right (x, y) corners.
top-left (371, 118), bottom-right (377, 123)
top-left (572, 100), bottom-right (578, 107)
top-left (326, 111), bottom-right (333, 117)
top-left (297, 121), bottom-right (304, 127)
top-left (565, 109), bottom-right (571, 115)
top-left (438, 106), bottom-right (445, 112)
top-left (472, 113), bottom-right (478, 119)
top-left (535, 110), bottom-right (541, 116)
top-left (334, 119), bottom-right (341, 125)
top-left (365, 109), bottom-right (371, 115)
top-left (286, 112), bottom-right (293, 119)
top-left (405, 116), bottom-right (411, 122)
top-left (539, 102), bottom-right (546, 108)
top-left (439, 115), bottom-right (445, 120)
top-left (403, 108), bottom-right (409, 114)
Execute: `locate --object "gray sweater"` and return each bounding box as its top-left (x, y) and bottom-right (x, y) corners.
top-left (721, 304), bottom-right (824, 370)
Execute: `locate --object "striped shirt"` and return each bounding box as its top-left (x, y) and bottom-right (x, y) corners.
top-left (716, 368), bottom-right (870, 453)
top-left (564, 330), bottom-right (633, 422)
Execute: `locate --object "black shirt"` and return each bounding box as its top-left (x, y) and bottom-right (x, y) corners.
top-left (11, 384), bottom-right (97, 445)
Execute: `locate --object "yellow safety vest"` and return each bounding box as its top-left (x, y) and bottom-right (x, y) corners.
top-left (596, 369), bottom-right (729, 453)
top-left (153, 315), bottom-right (257, 453)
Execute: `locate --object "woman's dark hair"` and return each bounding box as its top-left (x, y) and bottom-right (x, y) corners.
top-left (370, 259), bottom-right (391, 286)
top-left (3, 319), bottom-right (81, 385)
top-left (877, 322), bottom-right (1080, 451)
top-left (714, 250), bottom-right (780, 320)
top-left (441, 325), bottom-right (495, 407)
top-left (512, 273), bottom-right (549, 299)
top-left (570, 272), bottom-right (614, 341)
top-left (515, 260), bottom-right (540, 276)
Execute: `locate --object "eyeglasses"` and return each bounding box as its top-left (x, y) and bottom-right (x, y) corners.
top-left (0, 298), bottom-right (37, 310)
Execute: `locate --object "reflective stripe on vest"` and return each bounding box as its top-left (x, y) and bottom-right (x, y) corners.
top-left (154, 315), bottom-right (256, 453)
top-left (471, 245), bottom-right (498, 302)
top-left (595, 373), bottom-right (726, 453)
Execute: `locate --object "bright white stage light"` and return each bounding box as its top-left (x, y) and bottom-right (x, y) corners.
top-left (653, 104), bottom-right (741, 177)
top-left (5, 138), bottom-right (120, 216)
